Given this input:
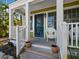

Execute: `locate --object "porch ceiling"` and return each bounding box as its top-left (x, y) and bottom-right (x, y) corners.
top-left (9, 0), bottom-right (77, 11)
top-left (29, 0), bottom-right (55, 12)
top-left (29, 0), bottom-right (56, 5)
top-left (9, 0), bottom-right (56, 9)
top-left (9, 0), bottom-right (78, 15)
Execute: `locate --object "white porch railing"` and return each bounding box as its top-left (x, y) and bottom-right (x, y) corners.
top-left (16, 26), bottom-right (26, 56)
top-left (67, 22), bottom-right (79, 48)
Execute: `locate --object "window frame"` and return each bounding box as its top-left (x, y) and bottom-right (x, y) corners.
top-left (30, 16), bottom-right (33, 31)
top-left (47, 12), bottom-right (56, 28)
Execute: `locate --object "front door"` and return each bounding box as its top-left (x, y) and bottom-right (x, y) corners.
top-left (35, 14), bottom-right (44, 37)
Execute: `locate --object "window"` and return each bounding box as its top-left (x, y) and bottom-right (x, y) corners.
top-left (68, 9), bottom-right (72, 19)
top-left (64, 10), bottom-right (68, 20)
top-left (77, 8), bottom-right (79, 18)
top-left (64, 8), bottom-right (79, 22)
top-left (30, 16), bottom-right (33, 30)
top-left (72, 9), bottom-right (76, 18)
top-left (48, 12), bottom-right (56, 28)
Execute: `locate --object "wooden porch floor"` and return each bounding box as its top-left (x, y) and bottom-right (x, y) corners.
top-left (20, 47), bottom-right (60, 59)
top-left (20, 38), bottom-right (60, 59)
top-left (32, 37), bottom-right (56, 46)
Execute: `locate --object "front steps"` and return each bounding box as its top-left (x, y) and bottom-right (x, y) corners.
top-left (20, 46), bottom-right (53, 59)
top-left (20, 46), bottom-right (60, 59)
top-left (20, 43), bottom-right (60, 59)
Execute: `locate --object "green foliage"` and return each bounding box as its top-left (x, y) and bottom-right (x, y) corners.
top-left (13, 13), bottom-right (22, 26)
top-left (14, 19), bottom-right (22, 26)
top-left (0, 2), bottom-right (9, 37)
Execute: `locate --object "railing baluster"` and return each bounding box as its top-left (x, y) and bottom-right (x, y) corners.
top-left (71, 24), bottom-right (73, 47)
top-left (67, 23), bottom-right (79, 48)
top-left (68, 24), bottom-right (70, 46)
top-left (76, 24), bottom-right (78, 47)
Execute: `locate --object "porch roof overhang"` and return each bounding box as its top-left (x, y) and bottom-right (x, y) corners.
top-left (9, 0), bottom-right (48, 9)
top-left (9, 0), bottom-right (79, 12)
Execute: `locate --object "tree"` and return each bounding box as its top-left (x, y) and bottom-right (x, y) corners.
top-left (0, 0), bottom-right (17, 37)
top-left (0, 2), bottom-right (9, 37)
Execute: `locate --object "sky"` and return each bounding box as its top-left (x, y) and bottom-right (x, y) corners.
top-left (2, 0), bottom-right (15, 4)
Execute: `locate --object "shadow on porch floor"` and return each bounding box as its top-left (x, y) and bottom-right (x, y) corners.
top-left (32, 37), bottom-right (56, 46)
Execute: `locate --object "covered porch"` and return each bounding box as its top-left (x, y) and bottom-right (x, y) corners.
top-left (9, 0), bottom-right (68, 59)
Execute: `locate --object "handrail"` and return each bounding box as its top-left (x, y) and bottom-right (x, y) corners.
top-left (16, 25), bottom-right (26, 57)
top-left (68, 22), bottom-right (79, 24)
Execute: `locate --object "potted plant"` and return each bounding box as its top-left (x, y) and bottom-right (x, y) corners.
top-left (25, 41), bottom-right (32, 48)
top-left (51, 44), bottom-right (59, 54)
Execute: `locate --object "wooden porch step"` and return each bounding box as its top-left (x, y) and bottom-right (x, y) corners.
top-left (20, 43), bottom-right (60, 59)
top-left (27, 47), bottom-right (53, 59)
top-left (24, 46), bottom-right (60, 59)
top-left (20, 39), bottom-right (60, 59)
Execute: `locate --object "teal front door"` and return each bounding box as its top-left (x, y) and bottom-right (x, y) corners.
top-left (35, 14), bottom-right (44, 37)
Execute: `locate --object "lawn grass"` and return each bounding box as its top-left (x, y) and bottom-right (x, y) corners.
top-left (68, 55), bottom-right (79, 59)
top-left (68, 47), bottom-right (79, 59)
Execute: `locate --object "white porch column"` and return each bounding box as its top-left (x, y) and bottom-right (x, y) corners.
top-left (46, 12), bottom-right (48, 30)
top-left (33, 14), bottom-right (35, 37)
top-left (9, 8), bottom-right (13, 39)
top-left (9, 8), bottom-right (11, 39)
top-left (25, 2), bottom-right (30, 41)
top-left (56, 0), bottom-right (67, 59)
